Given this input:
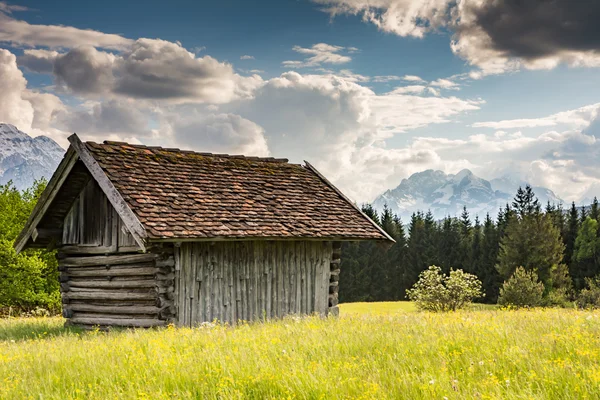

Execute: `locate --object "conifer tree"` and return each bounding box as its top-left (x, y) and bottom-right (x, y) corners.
top-left (387, 214), bottom-right (407, 300)
top-left (403, 212), bottom-right (430, 298)
top-left (437, 216), bottom-right (462, 274)
top-left (565, 202), bottom-right (580, 270)
top-left (590, 197), bottom-right (599, 222)
top-left (479, 213), bottom-right (502, 302)
top-left (470, 216), bottom-right (482, 274)
top-left (580, 206), bottom-right (588, 225)
top-left (497, 200), bottom-right (565, 288)
top-left (573, 217), bottom-right (600, 290)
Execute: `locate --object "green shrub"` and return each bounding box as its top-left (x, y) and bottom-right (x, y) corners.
top-left (498, 267), bottom-right (544, 308)
top-left (407, 265), bottom-right (483, 311)
top-left (576, 277), bottom-right (600, 309)
top-left (0, 239), bottom-right (60, 314)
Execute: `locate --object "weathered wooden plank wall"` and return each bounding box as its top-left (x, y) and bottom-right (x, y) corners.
top-left (176, 241), bottom-right (332, 326)
top-left (62, 179), bottom-right (138, 253)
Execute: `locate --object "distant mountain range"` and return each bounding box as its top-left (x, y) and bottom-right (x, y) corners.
top-left (373, 169), bottom-right (563, 221)
top-left (0, 123), bottom-right (64, 191)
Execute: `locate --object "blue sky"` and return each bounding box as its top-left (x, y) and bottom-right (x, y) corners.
top-left (1, 0), bottom-right (600, 204)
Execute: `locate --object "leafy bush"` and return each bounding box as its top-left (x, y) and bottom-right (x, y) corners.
top-left (0, 239), bottom-right (60, 314)
top-left (498, 267), bottom-right (544, 308)
top-left (407, 265), bottom-right (483, 311)
top-left (576, 277), bottom-right (600, 309)
top-left (0, 180), bottom-right (60, 315)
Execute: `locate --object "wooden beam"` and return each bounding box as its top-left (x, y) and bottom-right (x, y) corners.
top-left (303, 161), bottom-right (395, 243)
top-left (59, 253), bottom-right (157, 267)
top-left (69, 317), bottom-right (166, 327)
top-left (14, 147), bottom-right (79, 253)
top-left (67, 134), bottom-right (147, 251)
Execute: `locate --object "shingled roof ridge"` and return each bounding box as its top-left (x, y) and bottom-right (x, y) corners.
top-left (98, 140), bottom-right (289, 163)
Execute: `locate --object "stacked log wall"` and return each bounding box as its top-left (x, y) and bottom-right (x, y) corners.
top-left (59, 244), bottom-right (175, 328)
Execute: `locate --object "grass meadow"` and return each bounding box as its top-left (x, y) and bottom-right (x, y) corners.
top-left (1, 303), bottom-right (599, 399)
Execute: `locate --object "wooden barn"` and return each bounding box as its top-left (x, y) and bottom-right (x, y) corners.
top-left (15, 134), bottom-right (393, 328)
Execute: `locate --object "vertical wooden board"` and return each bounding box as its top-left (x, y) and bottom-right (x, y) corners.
top-left (297, 241), bottom-right (305, 314)
top-left (174, 245), bottom-right (181, 325)
top-left (317, 242), bottom-right (326, 315)
top-left (196, 243), bottom-right (203, 323)
top-left (190, 244), bottom-right (198, 326)
top-left (289, 241), bottom-right (296, 314)
top-left (322, 242), bottom-right (332, 315)
top-left (281, 242), bottom-right (288, 316)
top-left (308, 242), bottom-right (315, 313)
top-left (311, 243), bottom-right (320, 314)
top-left (206, 246), bottom-right (213, 322)
top-left (239, 242), bottom-right (247, 322)
top-left (264, 241), bottom-right (271, 319)
top-left (227, 243), bottom-right (234, 324)
top-left (251, 241), bottom-right (259, 321)
top-left (185, 244), bottom-right (191, 326)
top-left (271, 241), bottom-right (277, 318)
top-left (183, 243), bottom-right (191, 325)
top-left (212, 243), bottom-right (219, 323)
top-left (271, 241), bottom-right (281, 318)
top-left (254, 241), bottom-right (260, 321)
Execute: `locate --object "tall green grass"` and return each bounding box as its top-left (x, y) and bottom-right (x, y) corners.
top-left (1, 307), bottom-right (599, 399)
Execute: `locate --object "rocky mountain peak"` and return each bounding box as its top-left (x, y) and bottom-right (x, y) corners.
top-left (0, 123), bottom-right (64, 191)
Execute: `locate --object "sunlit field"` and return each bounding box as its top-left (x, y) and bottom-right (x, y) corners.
top-left (1, 305), bottom-right (599, 399)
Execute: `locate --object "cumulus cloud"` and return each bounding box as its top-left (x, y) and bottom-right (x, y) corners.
top-left (18, 38), bottom-right (263, 103)
top-left (165, 112), bottom-right (270, 156)
top-left (54, 100), bottom-right (151, 137)
top-left (313, 0), bottom-right (600, 76)
top-left (0, 49), bottom-right (70, 145)
top-left (240, 55), bottom-right (255, 60)
top-left (17, 49), bottom-right (59, 73)
top-left (282, 43), bottom-right (353, 68)
top-left (0, 11), bottom-right (133, 50)
top-left (220, 71), bottom-right (482, 201)
top-left (0, 48), bottom-right (34, 129)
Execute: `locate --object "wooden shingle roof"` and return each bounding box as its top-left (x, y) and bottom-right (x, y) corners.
top-left (83, 140), bottom-right (392, 242)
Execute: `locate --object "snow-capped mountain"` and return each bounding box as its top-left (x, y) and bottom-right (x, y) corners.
top-left (373, 169), bottom-right (563, 221)
top-left (0, 123), bottom-right (64, 191)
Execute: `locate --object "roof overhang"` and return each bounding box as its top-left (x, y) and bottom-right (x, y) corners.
top-left (14, 134), bottom-right (148, 253)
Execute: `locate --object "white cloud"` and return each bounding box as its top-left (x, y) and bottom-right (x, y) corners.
top-left (430, 78), bottom-right (458, 89)
top-left (472, 103), bottom-right (600, 129)
top-left (164, 112), bottom-right (270, 156)
top-left (0, 12), bottom-right (133, 50)
top-left (221, 71), bottom-right (482, 202)
top-left (0, 2), bottom-right (28, 13)
top-left (282, 43), bottom-right (353, 68)
top-left (386, 85), bottom-right (426, 94)
top-left (240, 55), bottom-right (255, 60)
top-left (402, 75), bottom-right (424, 82)
top-left (54, 99), bottom-right (151, 137)
top-left (0, 48), bottom-right (35, 130)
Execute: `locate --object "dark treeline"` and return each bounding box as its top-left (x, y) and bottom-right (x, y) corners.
top-left (340, 185), bottom-right (600, 304)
